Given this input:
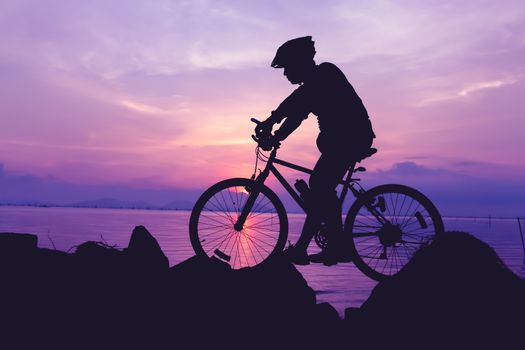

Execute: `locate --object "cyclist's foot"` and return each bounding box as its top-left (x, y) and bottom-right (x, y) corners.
top-left (337, 248), bottom-right (354, 263)
top-left (309, 248), bottom-right (353, 265)
top-left (309, 250), bottom-right (338, 266)
top-left (284, 246), bottom-right (310, 265)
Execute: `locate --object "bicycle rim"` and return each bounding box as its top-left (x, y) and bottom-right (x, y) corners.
top-left (346, 184), bottom-right (444, 281)
top-left (189, 178), bottom-right (288, 269)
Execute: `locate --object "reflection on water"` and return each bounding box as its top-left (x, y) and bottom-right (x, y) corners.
top-left (0, 206), bottom-right (523, 315)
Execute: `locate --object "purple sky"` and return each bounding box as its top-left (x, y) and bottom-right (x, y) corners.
top-left (1, 0), bottom-right (524, 216)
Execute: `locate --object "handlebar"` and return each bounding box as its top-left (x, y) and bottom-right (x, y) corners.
top-left (250, 117), bottom-right (279, 151)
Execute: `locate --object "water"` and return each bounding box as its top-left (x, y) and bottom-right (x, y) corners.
top-left (0, 206), bottom-right (524, 315)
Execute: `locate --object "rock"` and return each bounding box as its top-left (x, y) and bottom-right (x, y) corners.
top-left (347, 231), bottom-right (525, 348)
top-left (10, 227), bottom-right (524, 348)
top-left (166, 254), bottom-right (319, 347)
top-left (124, 225), bottom-right (169, 271)
top-left (74, 240), bottom-right (123, 269)
top-left (0, 232), bottom-right (37, 255)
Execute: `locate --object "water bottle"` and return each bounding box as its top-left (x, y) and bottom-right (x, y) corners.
top-left (294, 179), bottom-right (309, 199)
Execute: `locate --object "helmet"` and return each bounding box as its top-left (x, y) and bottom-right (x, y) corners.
top-left (271, 36), bottom-right (316, 68)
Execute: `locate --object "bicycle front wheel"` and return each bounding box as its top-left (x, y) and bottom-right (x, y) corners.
top-left (189, 178), bottom-right (288, 270)
top-left (345, 184), bottom-right (444, 281)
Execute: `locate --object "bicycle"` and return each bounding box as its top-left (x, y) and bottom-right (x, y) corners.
top-left (189, 118), bottom-right (444, 281)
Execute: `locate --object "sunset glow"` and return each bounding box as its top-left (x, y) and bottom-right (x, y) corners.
top-left (1, 0), bottom-right (524, 215)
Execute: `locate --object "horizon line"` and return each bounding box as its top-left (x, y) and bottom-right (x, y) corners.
top-left (0, 203), bottom-right (523, 221)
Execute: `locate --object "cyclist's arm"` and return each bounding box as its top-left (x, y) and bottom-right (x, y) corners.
top-left (268, 86), bottom-right (311, 141)
top-left (273, 115), bottom-right (306, 141)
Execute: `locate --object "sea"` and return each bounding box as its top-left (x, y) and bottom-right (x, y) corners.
top-left (1, 206), bottom-right (524, 316)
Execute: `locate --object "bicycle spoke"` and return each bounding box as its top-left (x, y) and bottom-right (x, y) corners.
top-left (233, 186), bottom-right (242, 213)
top-left (198, 228), bottom-right (232, 241)
top-left (399, 198), bottom-right (416, 228)
top-left (397, 192), bottom-right (408, 224)
top-left (198, 221), bottom-right (233, 230)
top-left (352, 224), bottom-right (382, 229)
top-left (352, 231), bottom-right (380, 238)
top-left (217, 229), bottom-right (236, 253)
top-left (388, 193), bottom-right (397, 222)
top-left (239, 234), bottom-right (249, 268)
top-left (249, 200), bottom-right (276, 217)
top-left (402, 203), bottom-right (423, 229)
top-left (245, 235), bottom-right (264, 265)
top-left (218, 191), bottom-right (237, 223)
top-left (356, 243), bottom-right (384, 254)
top-left (226, 187), bottom-right (237, 214)
top-left (235, 186), bottom-right (250, 215)
top-left (202, 230), bottom-right (235, 252)
top-left (245, 222), bottom-right (280, 230)
top-left (251, 195), bottom-right (271, 213)
top-left (244, 226), bottom-right (279, 241)
top-left (355, 219), bottom-right (383, 228)
top-left (402, 216), bottom-right (426, 230)
top-left (207, 196), bottom-right (235, 223)
top-left (200, 211), bottom-right (235, 228)
top-left (246, 213), bottom-right (279, 226)
top-left (221, 230), bottom-right (237, 255)
top-left (244, 234), bottom-right (272, 255)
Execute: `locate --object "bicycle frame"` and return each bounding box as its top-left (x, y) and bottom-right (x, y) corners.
top-left (234, 146), bottom-right (379, 230)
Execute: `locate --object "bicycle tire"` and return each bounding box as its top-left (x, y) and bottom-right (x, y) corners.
top-left (189, 178), bottom-right (288, 270)
top-left (345, 184), bottom-right (444, 281)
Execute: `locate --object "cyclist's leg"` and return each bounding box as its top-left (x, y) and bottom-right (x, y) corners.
top-left (294, 152), bottom-right (354, 253)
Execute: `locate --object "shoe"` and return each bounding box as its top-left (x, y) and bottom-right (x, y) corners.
top-left (309, 250), bottom-right (338, 266)
top-left (309, 247), bottom-right (353, 265)
top-left (337, 248), bottom-right (354, 263)
top-left (284, 245), bottom-right (310, 265)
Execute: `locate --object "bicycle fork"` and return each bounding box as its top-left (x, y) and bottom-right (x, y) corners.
top-left (234, 187), bottom-right (260, 231)
top-left (235, 160), bottom-right (273, 230)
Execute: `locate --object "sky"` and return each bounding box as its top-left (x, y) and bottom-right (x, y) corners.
top-left (1, 0), bottom-right (524, 216)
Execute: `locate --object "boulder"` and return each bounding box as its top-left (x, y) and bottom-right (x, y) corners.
top-left (0, 232), bottom-right (37, 255)
top-left (124, 225), bottom-right (169, 271)
top-left (346, 231), bottom-right (525, 348)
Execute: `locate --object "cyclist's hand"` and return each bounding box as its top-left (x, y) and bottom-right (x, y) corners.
top-left (260, 134), bottom-right (280, 151)
top-left (254, 118), bottom-right (274, 137)
top-left (252, 132), bottom-right (280, 151)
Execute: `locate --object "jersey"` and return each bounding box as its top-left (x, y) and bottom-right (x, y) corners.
top-left (269, 62), bottom-right (375, 154)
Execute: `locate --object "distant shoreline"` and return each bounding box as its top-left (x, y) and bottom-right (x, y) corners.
top-left (0, 203), bottom-right (191, 211)
top-left (0, 203), bottom-right (523, 220)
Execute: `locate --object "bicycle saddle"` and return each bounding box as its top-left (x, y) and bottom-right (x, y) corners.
top-left (358, 147), bottom-right (377, 162)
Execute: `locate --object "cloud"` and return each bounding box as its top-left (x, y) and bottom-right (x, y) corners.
top-left (1, 160), bottom-right (523, 217)
top-left (0, 163), bottom-right (200, 206)
top-left (0, 0), bottom-right (524, 216)
top-left (119, 100), bottom-right (173, 115)
top-left (418, 77), bottom-right (520, 105)
top-left (362, 161), bottom-right (525, 216)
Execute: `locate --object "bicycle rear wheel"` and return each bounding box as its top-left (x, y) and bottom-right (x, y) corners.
top-left (189, 178), bottom-right (288, 270)
top-left (345, 184), bottom-right (444, 281)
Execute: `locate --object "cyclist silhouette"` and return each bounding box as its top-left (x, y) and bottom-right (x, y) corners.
top-left (255, 36), bottom-right (376, 265)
